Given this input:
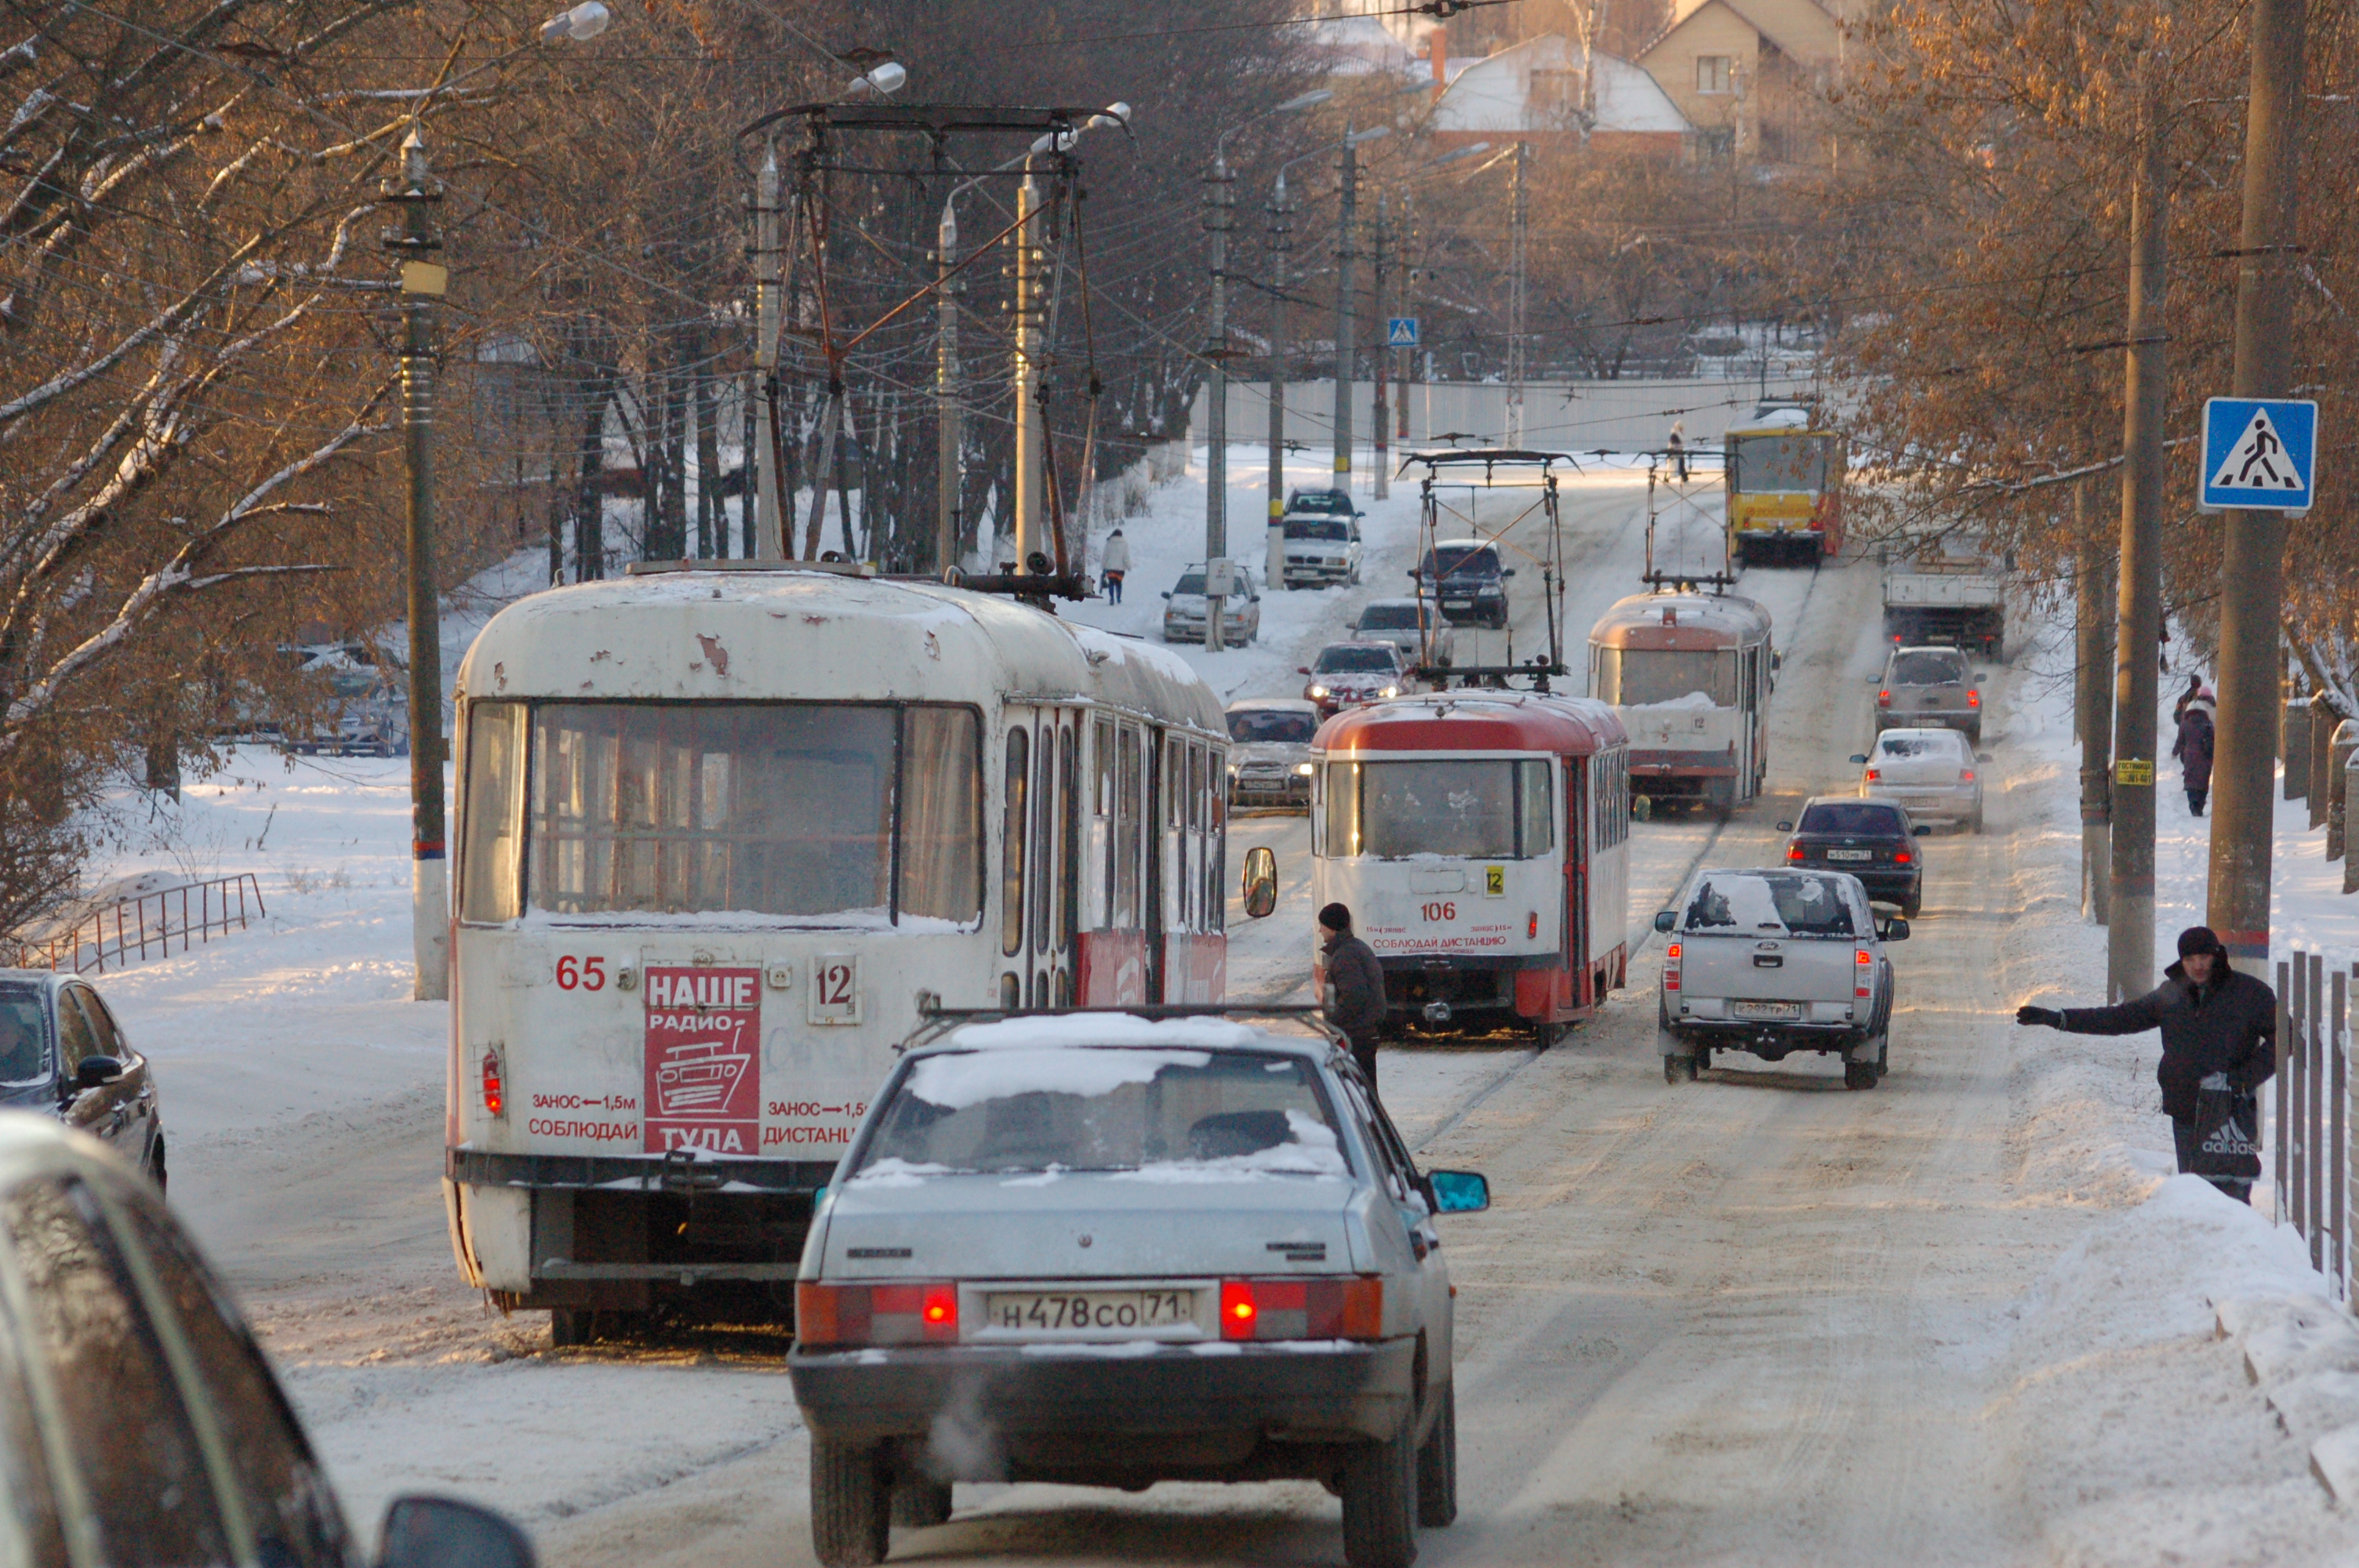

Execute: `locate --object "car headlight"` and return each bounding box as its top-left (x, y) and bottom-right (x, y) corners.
top-left (1227, 764), bottom-right (1239, 776)
top-left (1307, 684), bottom-right (1328, 699)
top-left (1379, 685), bottom-right (1398, 699)
top-left (1296, 763), bottom-right (1314, 775)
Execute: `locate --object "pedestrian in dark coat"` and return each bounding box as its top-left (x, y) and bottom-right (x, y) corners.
top-left (2172, 672), bottom-right (2205, 725)
top-left (1318, 902), bottom-right (1388, 1094)
top-left (2172, 695), bottom-right (2215, 815)
top-left (2016, 925), bottom-right (2276, 1203)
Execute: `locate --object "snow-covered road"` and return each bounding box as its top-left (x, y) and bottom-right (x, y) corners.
top-left (82, 446), bottom-right (2359, 1566)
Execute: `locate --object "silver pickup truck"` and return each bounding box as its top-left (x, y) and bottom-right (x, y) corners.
top-left (1652, 868), bottom-right (1906, 1091)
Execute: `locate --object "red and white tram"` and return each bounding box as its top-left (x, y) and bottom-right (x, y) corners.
top-left (1310, 692), bottom-right (1630, 1044)
top-left (442, 565), bottom-right (1244, 1338)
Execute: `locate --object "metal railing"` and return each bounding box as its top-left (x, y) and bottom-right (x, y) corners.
top-left (2276, 947), bottom-right (2351, 1298)
top-left (24, 873), bottom-right (267, 975)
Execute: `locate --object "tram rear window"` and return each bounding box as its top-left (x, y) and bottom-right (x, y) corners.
top-left (1729, 434), bottom-right (1826, 494)
top-left (1323, 759), bottom-right (1553, 860)
top-left (462, 702), bottom-right (980, 924)
top-left (1593, 648), bottom-right (1735, 706)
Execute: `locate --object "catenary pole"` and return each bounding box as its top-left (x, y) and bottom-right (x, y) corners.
top-left (1508, 142), bottom-right (1528, 448)
top-left (1333, 128), bottom-right (1358, 494)
top-left (2106, 63), bottom-right (2168, 1003)
top-left (2208, 0), bottom-right (2307, 975)
top-left (385, 130), bottom-right (449, 1001)
top-left (936, 200), bottom-right (961, 574)
top-left (1205, 149), bottom-right (1234, 649)
top-left (1267, 172), bottom-right (1292, 590)
top-left (2075, 478), bottom-right (2114, 924)
top-left (753, 140), bottom-right (786, 560)
top-left (1372, 193), bottom-right (1390, 502)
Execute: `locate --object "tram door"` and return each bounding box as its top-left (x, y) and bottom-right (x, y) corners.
top-left (1563, 755), bottom-right (1588, 988)
top-left (1000, 706), bottom-right (1082, 1008)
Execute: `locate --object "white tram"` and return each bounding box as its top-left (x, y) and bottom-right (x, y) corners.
top-left (1587, 590), bottom-right (1775, 814)
top-left (442, 566), bottom-right (1241, 1335)
top-left (1310, 693), bottom-right (1630, 1044)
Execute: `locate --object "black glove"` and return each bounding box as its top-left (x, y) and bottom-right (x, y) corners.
top-left (2016, 1006), bottom-right (2064, 1028)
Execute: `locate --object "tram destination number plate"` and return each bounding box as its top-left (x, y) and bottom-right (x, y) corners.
top-left (987, 1289), bottom-right (1196, 1334)
top-left (1732, 1000), bottom-right (1803, 1020)
top-left (1824, 848), bottom-right (1874, 861)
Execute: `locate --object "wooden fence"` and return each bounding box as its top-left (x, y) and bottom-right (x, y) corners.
top-left (23, 873), bottom-right (267, 975)
top-left (2277, 947), bottom-right (2351, 1298)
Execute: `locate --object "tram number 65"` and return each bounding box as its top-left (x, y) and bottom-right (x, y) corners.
top-left (1420, 902), bottom-right (1457, 923)
top-left (555, 955), bottom-right (607, 991)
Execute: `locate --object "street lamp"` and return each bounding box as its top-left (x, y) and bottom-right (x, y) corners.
top-left (1201, 89), bottom-right (1329, 650)
top-left (398, 4), bottom-right (611, 1003)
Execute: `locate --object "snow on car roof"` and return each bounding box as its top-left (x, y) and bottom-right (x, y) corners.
top-left (1226, 697), bottom-right (1321, 713)
top-left (929, 1012), bottom-right (1328, 1058)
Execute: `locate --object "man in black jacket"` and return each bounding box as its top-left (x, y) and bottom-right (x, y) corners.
top-left (1319, 902), bottom-right (1388, 1094)
top-left (2016, 925), bottom-right (2277, 1202)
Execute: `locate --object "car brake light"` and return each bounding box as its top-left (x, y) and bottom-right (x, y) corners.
top-left (794, 1282), bottom-right (959, 1347)
top-left (1219, 1277), bottom-right (1383, 1341)
top-left (1894, 850), bottom-right (1911, 865)
top-left (1961, 769), bottom-right (1975, 782)
top-left (1787, 843), bottom-right (1805, 861)
top-left (1864, 767), bottom-right (1881, 782)
top-left (1877, 689), bottom-right (1891, 707)
top-left (1856, 949), bottom-right (1873, 997)
top-left (480, 1051), bottom-right (503, 1119)
top-left (1665, 942), bottom-right (1681, 991)
top-left (1967, 691), bottom-right (1980, 708)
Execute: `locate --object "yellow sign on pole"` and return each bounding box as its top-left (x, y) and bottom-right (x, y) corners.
top-left (400, 260), bottom-right (449, 297)
top-left (2114, 757), bottom-right (2155, 787)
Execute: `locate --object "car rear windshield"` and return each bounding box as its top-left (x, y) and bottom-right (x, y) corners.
top-left (1682, 873), bottom-right (1856, 936)
top-left (1285, 492), bottom-right (1354, 515)
top-left (1324, 758), bottom-right (1554, 859)
top-left (1423, 545), bottom-right (1500, 580)
top-left (1876, 732), bottom-right (1960, 760)
top-left (1228, 710), bottom-right (1318, 745)
top-left (1797, 802), bottom-right (1906, 837)
top-left (1285, 518), bottom-right (1350, 542)
top-left (1314, 646), bottom-right (1396, 673)
top-left (852, 1047), bottom-right (1349, 1178)
top-left (1357, 604), bottom-right (1423, 631)
top-left (1888, 652), bottom-right (1967, 685)
top-left (0, 986), bottom-right (47, 1086)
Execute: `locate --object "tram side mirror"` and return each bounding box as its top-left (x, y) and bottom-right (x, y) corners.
top-left (1241, 847), bottom-right (1279, 920)
top-left (1652, 911), bottom-right (1676, 933)
top-left (1848, 754), bottom-right (1869, 765)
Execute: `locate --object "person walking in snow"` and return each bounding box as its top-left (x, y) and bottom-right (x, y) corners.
top-left (1318, 902), bottom-right (1387, 1094)
top-left (1099, 528), bottom-right (1130, 604)
top-left (2172, 691), bottom-right (2215, 816)
top-left (2172, 671), bottom-right (2205, 725)
top-left (2016, 925), bottom-right (2275, 1203)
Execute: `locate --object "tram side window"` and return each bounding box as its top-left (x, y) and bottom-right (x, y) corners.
top-left (900, 706), bottom-right (983, 923)
top-left (1059, 725), bottom-right (1079, 946)
top-left (1519, 760), bottom-right (1554, 855)
top-left (1594, 751), bottom-right (1629, 848)
top-left (1167, 742), bottom-right (1188, 930)
top-left (1114, 727), bottom-right (1143, 927)
top-left (460, 701), bottom-right (525, 922)
top-left (1001, 727), bottom-right (1030, 957)
top-left (1324, 762), bottom-right (1361, 857)
top-left (1031, 720), bottom-right (1056, 953)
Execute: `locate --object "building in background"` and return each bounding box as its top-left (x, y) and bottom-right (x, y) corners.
top-left (1633, 0), bottom-right (1846, 163)
top-left (1426, 33), bottom-right (1690, 158)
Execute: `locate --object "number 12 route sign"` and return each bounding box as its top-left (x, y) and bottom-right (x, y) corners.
top-left (2200, 397), bottom-right (2317, 514)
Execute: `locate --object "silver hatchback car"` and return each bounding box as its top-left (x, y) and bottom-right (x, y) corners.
top-left (787, 1012), bottom-right (1491, 1568)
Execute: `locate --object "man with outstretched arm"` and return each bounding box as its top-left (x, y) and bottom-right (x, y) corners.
top-left (2016, 925), bottom-right (2277, 1203)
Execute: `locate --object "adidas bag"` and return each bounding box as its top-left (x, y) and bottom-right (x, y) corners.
top-left (2187, 1079), bottom-right (2262, 1183)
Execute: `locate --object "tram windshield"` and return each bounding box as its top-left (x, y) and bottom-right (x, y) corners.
top-left (1323, 759), bottom-right (1554, 860)
top-left (1593, 648), bottom-right (1736, 706)
top-left (460, 701), bottom-right (981, 925)
top-left (1729, 434), bottom-right (1827, 494)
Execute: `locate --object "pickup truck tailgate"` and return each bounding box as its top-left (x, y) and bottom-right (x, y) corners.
top-left (1681, 933), bottom-right (1856, 1004)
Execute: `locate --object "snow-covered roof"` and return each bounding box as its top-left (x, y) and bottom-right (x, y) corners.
top-left (928, 1013), bottom-right (1319, 1057)
top-left (456, 569), bottom-right (1225, 736)
top-left (1589, 590), bottom-right (1774, 645)
top-left (1591, 52), bottom-right (1690, 134)
top-left (1429, 36), bottom-right (1691, 137)
top-left (1226, 697), bottom-right (1321, 713)
top-left (1303, 14), bottom-right (1420, 78)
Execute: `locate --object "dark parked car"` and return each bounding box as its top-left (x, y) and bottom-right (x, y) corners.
top-left (0, 1113), bottom-right (534, 1568)
top-left (1776, 797), bottom-right (1930, 917)
top-left (0, 971), bottom-right (165, 1188)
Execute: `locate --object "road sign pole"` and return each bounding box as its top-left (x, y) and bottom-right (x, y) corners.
top-left (2210, 0), bottom-right (2309, 975)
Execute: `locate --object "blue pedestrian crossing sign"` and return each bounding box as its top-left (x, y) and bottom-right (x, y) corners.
top-left (1387, 317), bottom-right (1419, 348)
top-left (2200, 397), bottom-right (2317, 514)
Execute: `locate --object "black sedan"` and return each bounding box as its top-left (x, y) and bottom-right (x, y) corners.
top-left (0, 970), bottom-right (165, 1186)
top-left (1776, 797), bottom-right (1930, 917)
top-left (0, 1113), bottom-right (533, 1567)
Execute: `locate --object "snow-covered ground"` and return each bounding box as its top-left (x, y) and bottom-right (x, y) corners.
top-left (47, 443), bottom-right (2359, 1562)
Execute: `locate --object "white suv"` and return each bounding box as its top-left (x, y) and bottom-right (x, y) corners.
top-left (1281, 489), bottom-right (1365, 588)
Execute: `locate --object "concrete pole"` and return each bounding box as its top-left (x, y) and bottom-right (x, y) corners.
top-left (391, 131), bottom-right (449, 1001)
top-left (1398, 191), bottom-right (1416, 442)
top-left (2076, 478), bottom-right (2114, 924)
top-left (753, 142), bottom-right (786, 560)
top-left (1267, 172), bottom-right (1292, 590)
top-left (2208, 0), bottom-right (2306, 975)
top-left (1205, 152), bottom-right (1232, 649)
top-left (1333, 130), bottom-right (1358, 493)
top-left (1372, 193), bottom-right (1390, 502)
top-left (2106, 74), bottom-right (2168, 1004)
top-left (936, 201), bottom-right (961, 574)
top-left (1012, 173), bottom-right (1042, 570)
top-left (1508, 143), bottom-right (1529, 448)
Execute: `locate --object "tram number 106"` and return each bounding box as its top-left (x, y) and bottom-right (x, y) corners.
top-left (1420, 902), bottom-right (1458, 923)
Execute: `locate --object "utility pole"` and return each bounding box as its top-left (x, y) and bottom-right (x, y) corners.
top-left (1205, 151), bottom-right (1235, 649)
top-left (1398, 191), bottom-right (1416, 443)
top-left (383, 129), bottom-right (449, 1002)
top-left (752, 141), bottom-right (787, 559)
top-left (1333, 127), bottom-right (1358, 495)
top-left (2075, 477), bottom-right (2114, 924)
top-left (1507, 142), bottom-right (1529, 448)
top-left (1012, 172), bottom-right (1044, 570)
top-left (1267, 172), bottom-right (1292, 590)
top-left (1372, 193), bottom-right (1390, 502)
top-left (2106, 63), bottom-right (2168, 1004)
top-left (936, 200), bottom-right (961, 575)
top-left (2208, 0), bottom-right (2308, 975)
